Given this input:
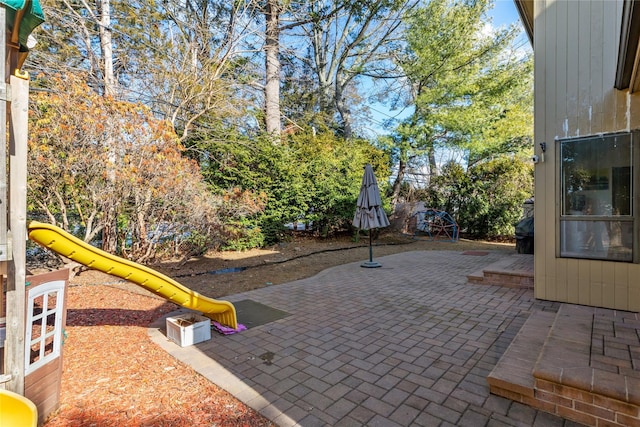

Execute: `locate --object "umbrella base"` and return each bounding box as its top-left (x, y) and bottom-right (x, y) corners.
top-left (361, 261), bottom-right (382, 268)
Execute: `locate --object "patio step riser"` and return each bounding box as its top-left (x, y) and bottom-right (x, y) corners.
top-left (534, 378), bottom-right (640, 427)
top-left (466, 254), bottom-right (534, 288)
top-left (490, 381), bottom-right (640, 426)
top-left (467, 272), bottom-right (533, 289)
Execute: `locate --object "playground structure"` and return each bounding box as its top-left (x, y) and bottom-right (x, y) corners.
top-left (0, 3), bottom-right (241, 423)
top-left (0, 388), bottom-right (38, 426)
top-left (410, 209), bottom-right (459, 243)
top-left (0, 3), bottom-right (59, 421)
top-left (27, 221), bottom-right (238, 329)
top-left (0, 0), bottom-right (44, 395)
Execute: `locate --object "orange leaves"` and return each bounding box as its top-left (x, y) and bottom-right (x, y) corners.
top-left (28, 72), bottom-right (269, 262)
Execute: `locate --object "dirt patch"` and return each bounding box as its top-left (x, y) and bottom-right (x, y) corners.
top-left (68, 231), bottom-right (515, 298)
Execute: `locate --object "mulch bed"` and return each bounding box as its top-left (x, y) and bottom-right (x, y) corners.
top-left (44, 283), bottom-right (274, 427)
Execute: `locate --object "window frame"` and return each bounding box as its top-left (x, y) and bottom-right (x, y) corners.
top-left (25, 280), bottom-right (66, 374)
top-left (557, 131), bottom-right (638, 263)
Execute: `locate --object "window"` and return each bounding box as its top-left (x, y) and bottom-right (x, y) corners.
top-left (25, 280), bottom-right (65, 374)
top-left (559, 132), bottom-right (635, 262)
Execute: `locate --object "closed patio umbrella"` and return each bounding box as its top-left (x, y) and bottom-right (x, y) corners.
top-left (353, 164), bottom-right (389, 268)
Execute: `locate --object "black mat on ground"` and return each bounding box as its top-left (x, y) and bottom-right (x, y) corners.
top-left (234, 299), bottom-right (290, 328)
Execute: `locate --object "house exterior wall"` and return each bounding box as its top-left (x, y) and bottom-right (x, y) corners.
top-left (533, 0), bottom-right (640, 311)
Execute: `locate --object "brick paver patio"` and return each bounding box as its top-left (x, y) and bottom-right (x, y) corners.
top-left (149, 250), bottom-right (586, 426)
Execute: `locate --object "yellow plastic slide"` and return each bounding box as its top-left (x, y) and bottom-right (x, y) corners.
top-left (27, 221), bottom-right (238, 329)
top-left (0, 389), bottom-right (38, 427)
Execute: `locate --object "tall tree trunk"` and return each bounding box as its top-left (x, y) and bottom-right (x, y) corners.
top-left (428, 145), bottom-right (438, 178)
top-left (264, 0), bottom-right (281, 136)
top-left (335, 76), bottom-right (353, 138)
top-left (97, 0), bottom-right (116, 96)
top-left (98, 0), bottom-right (118, 252)
top-left (101, 206), bottom-right (118, 254)
top-left (390, 156), bottom-right (407, 208)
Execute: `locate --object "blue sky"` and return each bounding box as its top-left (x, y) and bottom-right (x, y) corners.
top-left (492, 0), bottom-right (522, 27)
top-left (492, 0), bottom-right (531, 49)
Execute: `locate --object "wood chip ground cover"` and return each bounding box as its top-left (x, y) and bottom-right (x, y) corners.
top-left (44, 284), bottom-right (274, 427)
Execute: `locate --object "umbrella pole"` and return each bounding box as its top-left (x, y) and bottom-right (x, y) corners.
top-left (361, 229), bottom-right (381, 268)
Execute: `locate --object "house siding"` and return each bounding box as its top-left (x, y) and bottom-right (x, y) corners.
top-left (533, 0), bottom-right (640, 311)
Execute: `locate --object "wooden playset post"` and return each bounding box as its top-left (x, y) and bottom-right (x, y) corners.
top-left (0, 0), bottom-right (33, 394)
top-left (0, 7), bottom-right (7, 357)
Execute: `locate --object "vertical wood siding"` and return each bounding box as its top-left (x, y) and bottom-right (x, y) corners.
top-left (534, 0), bottom-right (640, 311)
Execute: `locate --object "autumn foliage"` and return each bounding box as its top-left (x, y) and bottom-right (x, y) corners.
top-left (28, 74), bottom-right (264, 262)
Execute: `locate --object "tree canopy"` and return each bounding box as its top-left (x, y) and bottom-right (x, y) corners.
top-left (384, 0), bottom-right (532, 202)
top-left (25, 0), bottom-right (534, 258)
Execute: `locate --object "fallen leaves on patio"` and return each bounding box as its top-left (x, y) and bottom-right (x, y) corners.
top-left (44, 283), bottom-right (274, 427)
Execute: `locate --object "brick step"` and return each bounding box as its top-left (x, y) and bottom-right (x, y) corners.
top-left (487, 310), bottom-right (555, 401)
top-left (467, 254), bottom-right (533, 289)
top-left (532, 305), bottom-right (640, 426)
top-left (488, 304), bottom-right (640, 426)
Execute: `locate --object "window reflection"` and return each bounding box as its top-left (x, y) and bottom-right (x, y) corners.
top-left (559, 133), bottom-right (633, 261)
